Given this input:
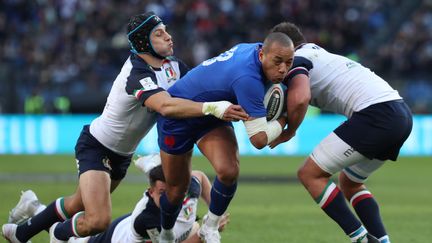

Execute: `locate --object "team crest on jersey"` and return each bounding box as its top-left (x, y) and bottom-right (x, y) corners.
top-left (162, 60), bottom-right (177, 82)
top-left (102, 156), bottom-right (112, 171)
top-left (182, 205), bottom-right (193, 220)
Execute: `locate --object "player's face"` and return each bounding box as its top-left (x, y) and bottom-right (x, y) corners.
top-left (259, 42), bottom-right (294, 83)
top-left (148, 180), bottom-right (167, 208)
top-left (150, 24), bottom-right (173, 57)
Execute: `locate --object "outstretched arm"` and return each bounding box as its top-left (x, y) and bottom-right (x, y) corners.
top-left (144, 91), bottom-right (249, 121)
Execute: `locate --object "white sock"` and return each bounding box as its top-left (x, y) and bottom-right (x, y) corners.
top-left (205, 211), bottom-right (221, 229)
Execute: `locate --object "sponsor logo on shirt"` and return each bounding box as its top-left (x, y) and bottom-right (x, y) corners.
top-left (139, 77), bottom-right (158, 91)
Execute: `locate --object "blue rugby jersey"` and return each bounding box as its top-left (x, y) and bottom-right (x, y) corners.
top-left (167, 43), bottom-right (269, 118)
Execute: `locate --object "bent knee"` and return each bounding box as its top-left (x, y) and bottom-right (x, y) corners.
top-left (80, 214), bottom-right (111, 235)
top-left (216, 164), bottom-right (239, 184)
top-left (297, 157), bottom-right (330, 183)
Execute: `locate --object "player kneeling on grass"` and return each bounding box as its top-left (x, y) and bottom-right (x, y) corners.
top-left (5, 154), bottom-right (228, 243)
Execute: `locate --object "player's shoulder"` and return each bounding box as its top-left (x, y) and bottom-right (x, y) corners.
top-left (187, 175), bottom-right (202, 198)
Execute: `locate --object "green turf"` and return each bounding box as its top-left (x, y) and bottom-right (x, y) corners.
top-left (0, 155), bottom-right (431, 242)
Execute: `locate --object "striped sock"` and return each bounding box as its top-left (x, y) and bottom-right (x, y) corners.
top-left (378, 235), bottom-right (391, 243)
top-left (351, 190), bottom-right (389, 241)
top-left (54, 211), bottom-right (84, 240)
top-left (16, 197), bottom-right (69, 242)
top-left (316, 181), bottom-right (363, 235)
top-left (160, 193), bottom-right (182, 230)
top-left (209, 177), bottom-right (237, 216)
top-left (349, 226), bottom-right (368, 242)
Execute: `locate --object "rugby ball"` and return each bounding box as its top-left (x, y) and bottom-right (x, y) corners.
top-left (264, 83), bottom-right (287, 121)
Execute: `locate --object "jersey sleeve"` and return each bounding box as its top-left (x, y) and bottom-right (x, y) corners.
top-left (125, 69), bottom-right (165, 105)
top-left (187, 176), bottom-right (202, 198)
top-left (133, 208), bottom-right (161, 238)
top-left (283, 56), bottom-right (313, 86)
top-left (232, 76), bottom-right (267, 118)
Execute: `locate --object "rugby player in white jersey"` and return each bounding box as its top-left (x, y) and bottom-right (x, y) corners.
top-left (6, 154), bottom-right (229, 243)
top-left (1, 12), bottom-right (248, 243)
top-left (269, 22), bottom-right (412, 243)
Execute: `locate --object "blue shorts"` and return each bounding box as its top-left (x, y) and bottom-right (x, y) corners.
top-left (157, 116), bottom-right (232, 155)
top-left (75, 125), bottom-right (133, 180)
top-left (334, 100), bottom-right (412, 161)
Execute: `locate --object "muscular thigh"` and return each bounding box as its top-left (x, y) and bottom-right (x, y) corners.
top-left (79, 170), bottom-right (112, 218)
top-left (311, 132), bottom-right (368, 175)
top-left (197, 126), bottom-right (239, 175)
top-left (311, 132), bottom-right (385, 182)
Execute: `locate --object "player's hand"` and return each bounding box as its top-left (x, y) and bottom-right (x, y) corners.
top-left (218, 212), bottom-right (230, 232)
top-left (268, 129), bottom-right (295, 148)
top-left (222, 105), bottom-right (249, 122)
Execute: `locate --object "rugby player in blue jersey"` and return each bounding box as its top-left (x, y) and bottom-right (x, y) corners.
top-left (2, 12), bottom-right (248, 243)
top-left (156, 33), bottom-right (295, 243)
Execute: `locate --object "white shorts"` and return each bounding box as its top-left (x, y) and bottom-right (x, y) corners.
top-left (310, 132), bottom-right (385, 183)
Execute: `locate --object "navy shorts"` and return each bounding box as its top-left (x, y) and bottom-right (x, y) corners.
top-left (75, 125), bottom-right (133, 180)
top-left (334, 100), bottom-right (412, 161)
top-left (157, 116), bottom-right (232, 155)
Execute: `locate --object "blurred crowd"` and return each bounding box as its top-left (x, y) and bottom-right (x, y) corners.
top-left (0, 0), bottom-right (431, 114)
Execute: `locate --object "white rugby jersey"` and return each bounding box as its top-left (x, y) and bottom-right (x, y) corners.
top-left (285, 43), bottom-right (401, 117)
top-left (108, 176), bottom-right (202, 243)
top-left (90, 55), bottom-right (189, 155)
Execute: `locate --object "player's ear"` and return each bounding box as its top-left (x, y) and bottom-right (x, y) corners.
top-left (148, 187), bottom-right (154, 197)
top-left (258, 48), bottom-right (264, 62)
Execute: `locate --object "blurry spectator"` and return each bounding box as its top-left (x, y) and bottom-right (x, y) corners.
top-left (1, 0), bottom-right (431, 114)
top-left (24, 89), bottom-right (45, 114)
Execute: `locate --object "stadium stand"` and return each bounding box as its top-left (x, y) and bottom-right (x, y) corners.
top-left (0, 0), bottom-right (430, 113)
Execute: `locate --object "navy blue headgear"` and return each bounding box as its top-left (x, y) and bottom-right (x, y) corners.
top-left (127, 12), bottom-right (165, 59)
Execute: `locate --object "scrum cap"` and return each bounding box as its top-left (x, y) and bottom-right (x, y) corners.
top-left (127, 12), bottom-right (164, 59)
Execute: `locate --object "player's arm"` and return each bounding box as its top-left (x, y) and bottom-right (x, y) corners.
top-left (269, 56), bottom-right (312, 148)
top-left (144, 91), bottom-right (248, 121)
top-left (269, 74), bottom-right (310, 148)
top-left (234, 77), bottom-right (286, 149)
top-left (244, 116), bottom-right (286, 149)
top-left (126, 74), bottom-right (249, 121)
top-left (191, 170), bottom-right (211, 205)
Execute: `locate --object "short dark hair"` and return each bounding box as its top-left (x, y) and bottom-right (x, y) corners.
top-left (262, 32), bottom-right (294, 52)
top-left (270, 22), bottom-right (306, 48)
top-left (127, 12), bottom-right (164, 58)
top-left (148, 165), bottom-right (165, 186)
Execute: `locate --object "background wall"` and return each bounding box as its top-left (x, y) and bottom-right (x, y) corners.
top-left (1, 114), bottom-right (430, 156)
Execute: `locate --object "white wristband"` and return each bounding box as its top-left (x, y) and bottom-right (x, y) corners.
top-left (244, 117), bottom-right (282, 144)
top-left (202, 101), bottom-right (232, 119)
top-left (265, 120), bottom-right (283, 144)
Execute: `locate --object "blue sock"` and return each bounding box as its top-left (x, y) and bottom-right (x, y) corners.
top-left (16, 198), bottom-right (69, 242)
top-left (316, 181), bottom-right (362, 235)
top-left (54, 212), bottom-right (84, 240)
top-left (351, 190), bottom-right (388, 240)
top-left (160, 193), bottom-right (182, 229)
top-left (209, 177), bottom-right (237, 216)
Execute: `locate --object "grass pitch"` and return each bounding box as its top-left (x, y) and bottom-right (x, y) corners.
top-left (0, 155), bottom-right (431, 242)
